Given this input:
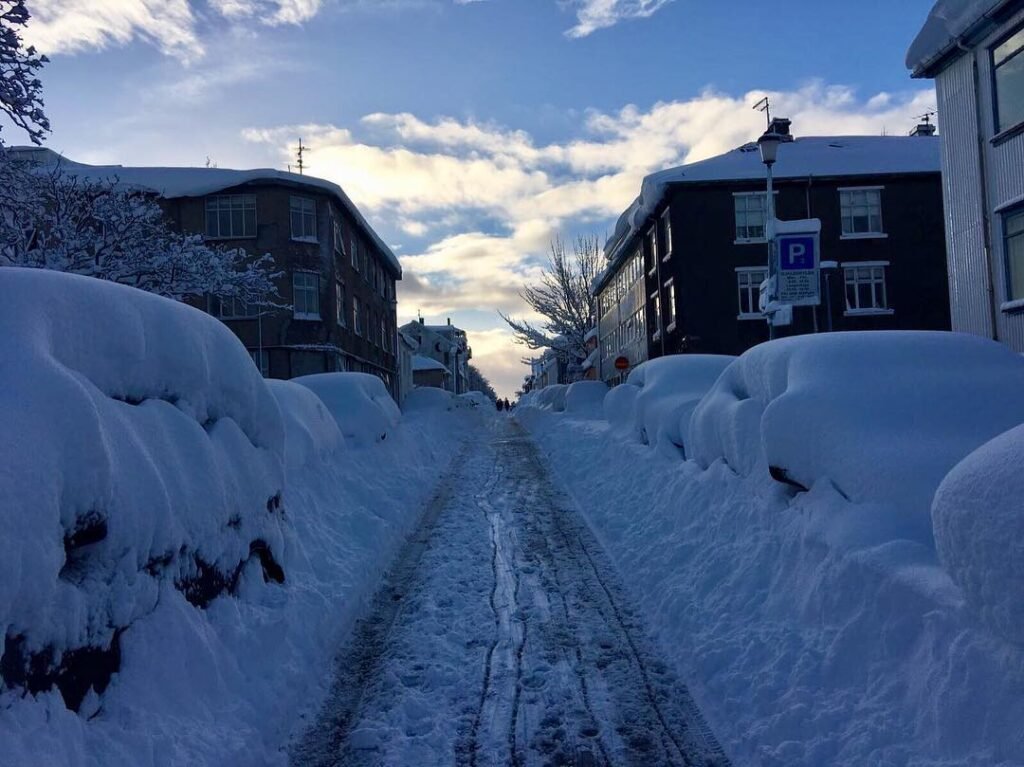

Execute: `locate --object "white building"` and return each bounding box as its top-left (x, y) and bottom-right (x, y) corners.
top-left (399, 319), bottom-right (472, 394)
top-left (908, 0), bottom-right (1024, 348)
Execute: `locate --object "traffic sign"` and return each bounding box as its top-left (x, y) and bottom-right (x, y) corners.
top-left (776, 220), bottom-right (821, 307)
top-left (614, 356), bottom-right (630, 371)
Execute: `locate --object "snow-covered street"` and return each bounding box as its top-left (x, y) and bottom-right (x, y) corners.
top-left (293, 418), bottom-right (726, 767)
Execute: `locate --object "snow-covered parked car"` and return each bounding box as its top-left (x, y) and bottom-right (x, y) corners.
top-left (294, 372), bottom-right (402, 446)
top-left (533, 384), bottom-right (569, 412)
top-left (626, 355), bottom-right (735, 458)
top-left (690, 331), bottom-right (1024, 543)
top-left (564, 380), bottom-right (609, 417)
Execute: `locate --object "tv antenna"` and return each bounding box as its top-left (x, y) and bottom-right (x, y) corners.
top-left (296, 138), bottom-right (308, 175)
top-left (914, 110), bottom-right (937, 126)
top-left (753, 96), bottom-right (772, 129)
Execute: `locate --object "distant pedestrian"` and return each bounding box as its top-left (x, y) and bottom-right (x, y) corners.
top-left (496, 399), bottom-right (504, 412)
top-left (503, 398), bottom-right (511, 412)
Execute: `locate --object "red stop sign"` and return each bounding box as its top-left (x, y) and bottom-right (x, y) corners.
top-left (614, 356), bottom-right (630, 371)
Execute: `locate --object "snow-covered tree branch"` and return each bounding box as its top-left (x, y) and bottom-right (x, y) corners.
top-left (500, 234), bottom-right (602, 378)
top-left (0, 161), bottom-right (284, 306)
top-left (0, 1), bottom-right (49, 146)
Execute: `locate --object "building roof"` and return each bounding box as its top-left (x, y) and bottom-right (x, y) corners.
top-left (906, 0), bottom-right (1017, 76)
top-left (598, 134), bottom-right (941, 291)
top-left (7, 146), bottom-right (401, 276)
top-left (412, 355), bottom-right (449, 373)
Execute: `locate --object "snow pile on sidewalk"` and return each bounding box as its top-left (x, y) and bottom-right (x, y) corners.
top-left (0, 269), bottom-right (476, 766)
top-left (628, 355), bottom-right (734, 457)
top-left (522, 331), bottom-right (1024, 766)
top-left (564, 381), bottom-right (608, 416)
top-left (294, 372), bottom-right (402, 446)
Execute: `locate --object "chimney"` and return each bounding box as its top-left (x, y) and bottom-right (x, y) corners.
top-left (447, 317), bottom-right (451, 325)
top-left (910, 121), bottom-right (937, 137)
top-left (767, 117), bottom-right (795, 142)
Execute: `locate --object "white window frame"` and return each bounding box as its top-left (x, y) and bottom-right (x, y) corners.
top-left (736, 266), bottom-right (767, 320)
top-left (333, 218), bottom-right (346, 256)
top-left (842, 261), bottom-right (893, 315)
top-left (205, 194), bottom-right (256, 240)
top-left (650, 289), bottom-right (662, 340)
top-left (292, 271), bottom-right (321, 320)
top-left (734, 191), bottom-right (770, 243)
top-left (353, 295), bottom-right (362, 336)
top-left (335, 280), bottom-right (346, 327)
top-left (662, 208), bottom-right (673, 261)
top-left (664, 278), bottom-right (677, 332)
top-left (839, 186), bottom-right (886, 239)
top-left (290, 196), bottom-right (317, 242)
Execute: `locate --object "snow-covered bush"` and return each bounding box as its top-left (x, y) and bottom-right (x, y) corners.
top-left (268, 379), bottom-right (345, 470)
top-left (690, 332), bottom-right (1024, 543)
top-left (534, 384), bottom-right (569, 412)
top-left (294, 372), bottom-right (401, 447)
top-left (0, 268), bottom-right (287, 711)
top-left (603, 382), bottom-right (639, 435)
top-left (627, 355), bottom-right (734, 457)
top-left (564, 380), bottom-right (608, 416)
top-left (933, 423), bottom-right (1024, 644)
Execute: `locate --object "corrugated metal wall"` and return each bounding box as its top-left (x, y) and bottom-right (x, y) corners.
top-left (936, 54), bottom-right (994, 339)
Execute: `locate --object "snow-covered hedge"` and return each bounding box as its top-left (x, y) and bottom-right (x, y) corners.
top-left (627, 355), bottom-right (734, 457)
top-left (294, 372), bottom-right (402, 446)
top-left (932, 423), bottom-right (1024, 645)
top-left (564, 380), bottom-right (608, 416)
top-left (0, 268), bottom-right (287, 714)
top-left (690, 332), bottom-right (1024, 542)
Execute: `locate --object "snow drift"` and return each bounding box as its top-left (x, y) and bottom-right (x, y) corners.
top-left (690, 331), bottom-right (1024, 543)
top-left (293, 372), bottom-right (401, 446)
top-left (564, 380), bottom-right (609, 416)
top-left (0, 268), bottom-right (475, 766)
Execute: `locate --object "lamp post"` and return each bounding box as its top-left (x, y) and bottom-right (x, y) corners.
top-left (758, 131), bottom-right (782, 340)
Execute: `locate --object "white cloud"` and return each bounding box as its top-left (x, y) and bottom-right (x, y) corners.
top-left (23, 0), bottom-right (202, 59)
top-left (242, 82), bottom-right (935, 396)
top-left (564, 0), bottom-right (673, 38)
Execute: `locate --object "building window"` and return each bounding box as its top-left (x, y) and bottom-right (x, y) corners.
top-left (734, 192), bottom-right (767, 241)
top-left (353, 296), bottom-right (362, 335)
top-left (844, 263), bottom-right (889, 313)
top-left (210, 294), bottom-right (257, 319)
top-left (292, 271), bottom-right (320, 319)
top-left (993, 25), bottom-right (1024, 134)
top-left (651, 290), bottom-right (662, 338)
top-left (648, 226), bottom-right (658, 266)
top-left (737, 268), bottom-right (767, 319)
top-left (335, 281), bottom-right (346, 327)
top-left (290, 196), bottom-right (317, 241)
top-left (662, 209), bottom-right (673, 259)
top-left (380, 317), bottom-right (387, 350)
top-left (665, 279), bottom-right (677, 329)
top-left (333, 218), bottom-right (345, 255)
top-left (205, 195), bottom-right (256, 239)
top-left (1005, 207), bottom-right (1024, 301)
top-left (351, 237), bottom-right (359, 270)
top-left (249, 349), bottom-right (269, 377)
top-left (839, 188), bottom-right (884, 237)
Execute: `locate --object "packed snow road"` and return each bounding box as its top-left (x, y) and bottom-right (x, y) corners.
top-left (292, 418), bottom-right (727, 767)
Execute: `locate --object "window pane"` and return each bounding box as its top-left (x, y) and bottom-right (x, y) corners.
top-left (219, 209), bottom-right (231, 237)
top-left (1008, 214), bottom-right (1024, 300)
top-left (994, 28), bottom-right (1024, 66)
top-left (995, 50), bottom-right (1024, 132)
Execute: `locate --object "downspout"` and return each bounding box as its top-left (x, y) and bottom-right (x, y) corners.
top-left (964, 40), bottom-right (1000, 339)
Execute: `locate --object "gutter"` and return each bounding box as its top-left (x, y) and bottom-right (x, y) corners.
top-left (911, 0), bottom-right (1021, 78)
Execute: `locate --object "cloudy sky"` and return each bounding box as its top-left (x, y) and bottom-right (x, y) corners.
top-left (13, 0), bottom-right (938, 396)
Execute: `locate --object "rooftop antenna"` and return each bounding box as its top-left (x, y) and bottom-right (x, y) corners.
top-left (753, 96), bottom-right (771, 130)
top-left (296, 137), bottom-right (307, 175)
top-left (915, 110), bottom-right (937, 126)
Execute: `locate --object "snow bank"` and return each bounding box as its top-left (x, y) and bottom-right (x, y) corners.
top-left (524, 403), bottom-right (1024, 766)
top-left (293, 372), bottom-right (402, 447)
top-left (532, 384), bottom-right (569, 412)
top-left (627, 355), bottom-right (734, 458)
top-left (564, 381), bottom-right (608, 416)
top-left (933, 423), bottom-right (1024, 645)
top-left (403, 386), bottom-right (457, 413)
top-left (0, 268), bottom-right (475, 766)
top-left (690, 332), bottom-right (1024, 543)
top-left (603, 382), bottom-right (639, 435)
top-left (459, 390), bottom-right (494, 409)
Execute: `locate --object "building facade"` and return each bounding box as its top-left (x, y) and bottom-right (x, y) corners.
top-left (909, 0), bottom-right (1024, 350)
top-left (400, 319), bottom-right (472, 394)
top-left (594, 129), bottom-right (951, 381)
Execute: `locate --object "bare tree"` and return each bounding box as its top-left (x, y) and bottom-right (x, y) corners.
top-left (501, 234), bottom-right (602, 379)
top-left (1, 161), bottom-right (283, 306)
top-left (0, 0), bottom-right (49, 146)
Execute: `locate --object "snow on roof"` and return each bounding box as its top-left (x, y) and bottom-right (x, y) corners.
top-left (412, 355), bottom-right (449, 373)
top-left (906, 0), bottom-right (1011, 76)
top-left (600, 135), bottom-right (941, 287)
top-left (583, 326), bottom-right (599, 343)
top-left (9, 147), bottom-right (401, 276)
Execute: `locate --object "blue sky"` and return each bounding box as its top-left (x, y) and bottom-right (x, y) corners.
top-left (13, 0), bottom-right (939, 396)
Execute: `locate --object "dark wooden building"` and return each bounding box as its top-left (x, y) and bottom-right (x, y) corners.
top-left (595, 126), bottom-right (951, 382)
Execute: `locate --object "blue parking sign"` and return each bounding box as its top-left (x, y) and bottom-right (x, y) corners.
top-left (779, 235), bottom-right (816, 271)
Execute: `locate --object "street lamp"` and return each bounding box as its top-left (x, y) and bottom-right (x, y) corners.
top-left (757, 131), bottom-right (783, 340)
